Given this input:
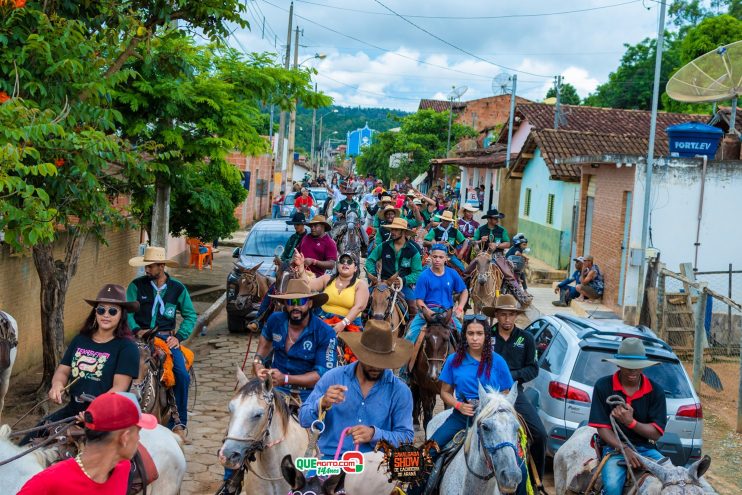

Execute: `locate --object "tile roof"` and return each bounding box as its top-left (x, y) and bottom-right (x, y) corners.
top-left (418, 99), bottom-right (467, 112)
top-left (709, 106), bottom-right (742, 136)
top-left (431, 151), bottom-right (513, 168)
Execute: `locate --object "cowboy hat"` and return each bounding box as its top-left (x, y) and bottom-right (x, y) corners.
top-left (340, 185), bottom-right (355, 195)
top-left (381, 217), bottom-right (416, 236)
top-left (482, 208), bottom-right (505, 219)
top-left (268, 278), bottom-right (329, 306)
top-left (460, 204), bottom-right (479, 214)
top-left (286, 211), bottom-right (307, 225)
top-left (305, 215), bottom-right (332, 231)
top-left (483, 294), bottom-right (526, 318)
top-left (377, 205), bottom-right (401, 219)
top-left (85, 284), bottom-right (140, 312)
top-left (339, 320), bottom-right (413, 369)
top-left (603, 338), bottom-right (659, 369)
top-left (378, 195), bottom-right (393, 205)
top-left (129, 246), bottom-right (179, 268)
top-left (433, 210), bottom-right (456, 223)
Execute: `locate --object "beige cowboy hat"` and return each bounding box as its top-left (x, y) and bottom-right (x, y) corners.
top-left (603, 338), bottom-right (659, 369)
top-left (305, 215), bottom-right (332, 231)
top-left (377, 204), bottom-right (401, 219)
top-left (433, 210), bottom-right (457, 223)
top-left (339, 320), bottom-right (413, 369)
top-left (268, 278), bottom-right (329, 306)
top-left (129, 246), bottom-right (179, 268)
top-left (381, 217), bottom-right (416, 236)
top-left (483, 294), bottom-right (526, 318)
top-left (84, 284), bottom-right (140, 313)
top-left (378, 195), bottom-right (393, 205)
top-left (460, 204), bottom-right (479, 214)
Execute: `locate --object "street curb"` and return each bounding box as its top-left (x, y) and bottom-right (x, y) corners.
top-left (185, 292), bottom-right (226, 346)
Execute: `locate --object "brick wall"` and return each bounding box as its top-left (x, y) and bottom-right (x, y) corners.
top-left (1, 228), bottom-right (141, 374)
top-left (227, 151), bottom-right (273, 228)
top-left (577, 164), bottom-right (636, 311)
top-left (456, 96), bottom-right (531, 134)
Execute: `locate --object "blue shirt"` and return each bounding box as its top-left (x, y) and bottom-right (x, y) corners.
top-left (413, 267), bottom-right (466, 309)
top-left (439, 352), bottom-right (514, 401)
top-left (558, 269), bottom-right (582, 288)
top-left (261, 312), bottom-right (337, 378)
top-left (299, 362), bottom-right (414, 458)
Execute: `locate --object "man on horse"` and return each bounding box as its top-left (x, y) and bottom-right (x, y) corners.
top-left (127, 246), bottom-right (197, 443)
top-left (299, 320), bottom-right (414, 458)
top-left (374, 204), bottom-right (401, 246)
top-left (298, 215), bottom-right (338, 277)
top-left (332, 184), bottom-right (362, 221)
top-left (424, 210), bottom-right (468, 273)
top-left (400, 192), bottom-right (425, 229)
top-left (483, 295), bottom-right (547, 486)
top-left (473, 208), bottom-right (511, 254)
top-left (365, 218), bottom-right (423, 319)
top-left (587, 338), bottom-right (667, 495)
top-left (282, 211), bottom-right (308, 263)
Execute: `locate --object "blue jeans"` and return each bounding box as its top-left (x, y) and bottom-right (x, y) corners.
top-left (448, 255), bottom-right (466, 272)
top-left (405, 311), bottom-right (461, 344)
top-left (601, 445), bottom-right (664, 495)
top-left (271, 204), bottom-right (280, 218)
top-left (159, 334), bottom-right (190, 428)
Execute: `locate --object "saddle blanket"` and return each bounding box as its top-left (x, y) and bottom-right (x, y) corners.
top-left (153, 338), bottom-right (194, 388)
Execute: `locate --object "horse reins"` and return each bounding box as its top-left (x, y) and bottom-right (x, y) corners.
top-left (0, 419), bottom-right (78, 467)
top-left (10, 376), bottom-right (81, 429)
top-left (463, 407), bottom-right (525, 482)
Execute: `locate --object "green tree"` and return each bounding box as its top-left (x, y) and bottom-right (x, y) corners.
top-left (679, 14), bottom-right (742, 62)
top-left (546, 83), bottom-right (581, 105)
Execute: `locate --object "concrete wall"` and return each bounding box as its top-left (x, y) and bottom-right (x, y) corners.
top-left (228, 151), bottom-right (273, 228)
top-left (1, 229), bottom-right (141, 374)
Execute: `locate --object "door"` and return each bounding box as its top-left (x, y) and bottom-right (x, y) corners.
top-left (617, 191), bottom-right (633, 306)
top-left (583, 197), bottom-right (594, 256)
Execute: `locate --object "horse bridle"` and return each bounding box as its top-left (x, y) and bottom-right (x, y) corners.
top-left (223, 388), bottom-right (278, 452)
top-left (464, 407), bottom-right (524, 481)
top-left (371, 283), bottom-right (400, 321)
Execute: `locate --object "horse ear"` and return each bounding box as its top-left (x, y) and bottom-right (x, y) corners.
top-left (250, 261), bottom-right (264, 272)
top-left (263, 373), bottom-right (273, 393)
top-left (236, 367), bottom-right (249, 389)
top-left (506, 381), bottom-right (518, 405)
top-left (634, 453), bottom-right (671, 482)
top-left (322, 471), bottom-right (346, 495)
top-left (478, 382), bottom-right (487, 405)
top-left (280, 454), bottom-right (305, 489)
top-left (689, 455), bottom-right (711, 480)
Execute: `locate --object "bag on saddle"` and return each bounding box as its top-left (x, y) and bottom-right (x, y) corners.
top-left (494, 256), bottom-right (516, 281)
top-left (152, 338), bottom-right (194, 388)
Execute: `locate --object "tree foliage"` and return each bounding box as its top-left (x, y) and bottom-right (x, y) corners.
top-left (546, 83), bottom-right (581, 105)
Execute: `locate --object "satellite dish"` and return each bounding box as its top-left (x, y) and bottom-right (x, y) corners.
top-left (666, 40), bottom-right (742, 103)
top-left (492, 72), bottom-right (512, 95)
top-left (543, 97), bottom-right (557, 105)
top-left (448, 85), bottom-right (468, 100)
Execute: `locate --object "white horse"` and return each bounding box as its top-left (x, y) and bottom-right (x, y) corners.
top-left (553, 425), bottom-right (711, 495)
top-left (0, 311), bottom-right (18, 423)
top-left (426, 383), bottom-right (524, 495)
top-left (0, 423), bottom-right (186, 494)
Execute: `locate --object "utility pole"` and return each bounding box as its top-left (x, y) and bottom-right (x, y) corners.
top-left (286, 25), bottom-right (301, 189)
top-left (310, 83), bottom-right (317, 176)
top-left (275, 2), bottom-right (293, 184)
top-left (553, 75), bottom-right (563, 129)
top-left (505, 75), bottom-right (517, 168)
top-left (445, 94), bottom-right (454, 187)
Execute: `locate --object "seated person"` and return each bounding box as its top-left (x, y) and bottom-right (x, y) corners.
top-left (576, 255), bottom-right (604, 300)
top-left (553, 256), bottom-right (583, 307)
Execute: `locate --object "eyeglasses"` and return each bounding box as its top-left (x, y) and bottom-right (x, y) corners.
top-left (338, 258), bottom-right (354, 266)
top-left (95, 306), bottom-right (119, 316)
top-left (464, 314), bottom-right (488, 322)
top-left (286, 297), bottom-right (310, 306)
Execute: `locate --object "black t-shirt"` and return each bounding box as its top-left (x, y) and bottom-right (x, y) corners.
top-left (492, 326), bottom-right (538, 387)
top-left (61, 334), bottom-right (140, 411)
top-left (588, 372), bottom-right (667, 447)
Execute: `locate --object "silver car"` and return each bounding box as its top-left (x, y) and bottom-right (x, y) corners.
top-left (521, 314), bottom-right (703, 466)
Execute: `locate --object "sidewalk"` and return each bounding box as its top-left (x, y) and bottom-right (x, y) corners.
top-left (525, 286), bottom-right (619, 323)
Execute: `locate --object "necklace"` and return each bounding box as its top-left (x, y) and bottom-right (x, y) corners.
top-left (75, 453), bottom-right (93, 480)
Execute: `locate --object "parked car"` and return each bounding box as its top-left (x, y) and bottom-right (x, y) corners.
top-left (308, 187), bottom-right (329, 212)
top-left (521, 314), bottom-right (703, 466)
top-left (279, 191), bottom-right (318, 218)
top-left (226, 219), bottom-right (293, 332)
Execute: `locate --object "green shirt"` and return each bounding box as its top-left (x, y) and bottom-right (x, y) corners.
top-left (473, 224), bottom-right (510, 242)
top-left (425, 226), bottom-right (466, 247)
top-left (365, 241), bottom-right (423, 285)
top-left (126, 279), bottom-right (198, 341)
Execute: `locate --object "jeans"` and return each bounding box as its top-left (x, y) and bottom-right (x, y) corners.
top-left (601, 445), bottom-right (664, 495)
top-left (448, 255), bottom-right (466, 272)
top-left (159, 333), bottom-right (190, 428)
top-left (271, 204), bottom-right (280, 218)
top-left (558, 285), bottom-right (579, 304)
top-left (430, 409), bottom-right (469, 454)
top-left (404, 311), bottom-right (461, 344)
top-left (514, 389), bottom-right (547, 478)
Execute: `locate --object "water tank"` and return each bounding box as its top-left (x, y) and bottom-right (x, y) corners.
top-left (666, 122), bottom-right (723, 158)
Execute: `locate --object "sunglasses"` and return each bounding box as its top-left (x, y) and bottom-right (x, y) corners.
top-left (338, 258), bottom-right (355, 266)
top-left (286, 297), bottom-right (310, 306)
top-left (464, 314), bottom-right (488, 322)
top-left (95, 306), bottom-right (119, 316)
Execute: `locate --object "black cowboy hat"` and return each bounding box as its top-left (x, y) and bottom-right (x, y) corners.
top-left (482, 208), bottom-right (505, 219)
top-left (286, 211), bottom-right (306, 225)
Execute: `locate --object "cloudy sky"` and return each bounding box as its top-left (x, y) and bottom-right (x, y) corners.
top-left (232, 0), bottom-right (668, 111)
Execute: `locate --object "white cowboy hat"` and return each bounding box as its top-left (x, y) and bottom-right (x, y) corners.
top-left (129, 246), bottom-right (179, 268)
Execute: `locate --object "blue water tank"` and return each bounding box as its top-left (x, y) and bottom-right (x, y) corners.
top-left (666, 122), bottom-right (723, 158)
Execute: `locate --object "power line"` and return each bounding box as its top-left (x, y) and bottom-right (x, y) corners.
top-left (371, 0), bottom-right (552, 78)
top-left (316, 73), bottom-right (422, 101)
top-left (250, 0), bottom-right (280, 41)
top-left (296, 0), bottom-right (642, 20)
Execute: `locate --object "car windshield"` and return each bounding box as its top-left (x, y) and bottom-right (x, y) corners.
top-left (571, 348), bottom-right (694, 399)
top-left (284, 193), bottom-right (297, 205)
top-left (312, 190), bottom-right (328, 201)
top-left (242, 228), bottom-right (292, 256)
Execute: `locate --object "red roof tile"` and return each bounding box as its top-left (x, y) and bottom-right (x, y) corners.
top-left (418, 99), bottom-right (467, 112)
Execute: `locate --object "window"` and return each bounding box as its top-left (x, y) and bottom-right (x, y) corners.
top-left (524, 188), bottom-right (532, 216)
top-left (539, 334), bottom-right (567, 375)
top-left (533, 324), bottom-right (556, 360)
top-left (546, 194), bottom-right (555, 225)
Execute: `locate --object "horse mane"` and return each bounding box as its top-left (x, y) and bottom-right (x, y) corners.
top-left (464, 387), bottom-right (515, 451)
top-left (238, 378), bottom-right (290, 431)
top-left (0, 424), bottom-right (11, 440)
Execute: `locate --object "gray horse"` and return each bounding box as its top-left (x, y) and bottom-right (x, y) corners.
top-left (553, 426), bottom-right (711, 495)
top-left (426, 383), bottom-right (524, 494)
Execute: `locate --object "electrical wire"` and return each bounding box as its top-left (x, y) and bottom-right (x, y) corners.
top-left (251, 0), bottom-right (281, 41)
top-left (316, 73), bottom-right (423, 101)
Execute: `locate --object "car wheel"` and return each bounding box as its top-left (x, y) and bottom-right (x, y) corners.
top-left (227, 313), bottom-right (245, 333)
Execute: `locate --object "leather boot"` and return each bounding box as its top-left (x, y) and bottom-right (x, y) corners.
top-left (173, 425), bottom-right (191, 445)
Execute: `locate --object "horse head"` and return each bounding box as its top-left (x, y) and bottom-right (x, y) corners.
top-left (635, 454), bottom-right (710, 495)
top-left (281, 454), bottom-right (346, 495)
top-left (470, 382), bottom-right (523, 493)
top-left (419, 313), bottom-right (452, 381)
top-left (368, 273), bottom-right (398, 320)
top-left (474, 252), bottom-right (491, 285)
top-left (219, 369), bottom-right (288, 470)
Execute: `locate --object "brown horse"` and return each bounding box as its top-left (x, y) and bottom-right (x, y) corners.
top-left (409, 309), bottom-right (454, 430)
top-left (465, 251), bottom-right (504, 313)
top-left (367, 272), bottom-right (407, 338)
top-left (131, 331), bottom-right (178, 426)
top-left (233, 261), bottom-right (271, 311)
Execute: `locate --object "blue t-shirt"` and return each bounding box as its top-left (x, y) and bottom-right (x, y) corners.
top-left (413, 267), bottom-right (466, 309)
top-left (261, 312), bottom-right (337, 377)
top-left (439, 352), bottom-right (514, 401)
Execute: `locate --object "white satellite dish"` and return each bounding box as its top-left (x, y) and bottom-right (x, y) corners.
top-left (492, 72), bottom-right (512, 95)
top-left (448, 85), bottom-right (468, 100)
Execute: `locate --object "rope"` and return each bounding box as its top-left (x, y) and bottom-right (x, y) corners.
top-left (11, 377), bottom-right (81, 429)
top-left (8, 415), bottom-right (78, 437)
top-left (333, 427), bottom-right (360, 460)
top-left (0, 420), bottom-right (78, 467)
top-left (606, 394), bottom-right (639, 488)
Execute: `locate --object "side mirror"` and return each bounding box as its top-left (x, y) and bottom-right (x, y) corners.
top-left (274, 245), bottom-right (284, 257)
top-left (232, 247), bottom-right (240, 258)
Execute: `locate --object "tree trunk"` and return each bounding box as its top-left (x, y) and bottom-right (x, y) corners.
top-left (32, 231), bottom-right (88, 391)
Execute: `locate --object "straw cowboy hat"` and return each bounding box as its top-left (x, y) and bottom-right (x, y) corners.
top-left (433, 210), bottom-right (456, 223)
top-left (305, 215), bottom-right (332, 231)
top-left (378, 195), bottom-right (394, 206)
top-left (483, 294), bottom-right (526, 318)
top-left (603, 338), bottom-right (659, 369)
top-left (382, 217), bottom-right (416, 236)
top-left (377, 204), bottom-right (401, 219)
top-left (268, 278), bottom-right (329, 306)
top-left (129, 246), bottom-right (179, 268)
top-left (482, 208), bottom-right (505, 219)
top-left (84, 284), bottom-right (140, 313)
top-left (460, 204), bottom-right (479, 214)
top-left (339, 320), bottom-right (413, 369)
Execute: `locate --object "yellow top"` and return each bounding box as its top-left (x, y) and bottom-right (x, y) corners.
top-left (321, 278), bottom-right (359, 317)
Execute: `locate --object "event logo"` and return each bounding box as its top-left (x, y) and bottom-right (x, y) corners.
top-left (294, 451), bottom-right (364, 476)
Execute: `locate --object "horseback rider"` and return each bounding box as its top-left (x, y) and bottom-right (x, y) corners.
top-left (332, 184), bottom-right (362, 221)
top-left (483, 295), bottom-right (547, 485)
top-left (587, 338), bottom-right (667, 495)
top-left (299, 320), bottom-right (414, 458)
top-left (365, 218), bottom-right (423, 319)
top-left (473, 208), bottom-right (511, 254)
top-left (400, 192), bottom-right (425, 229)
top-left (424, 211), bottom-right (468, 272)
top-left (298, 215), bottom-right (338, 277)
top-left (127, 247), bottom-right (197, 443)
top-left (18, 392), bottom-right (157, 495)
top-left (374, 204), bottom-right (401, 246)
top-left (457, 204), bottom-right (480, 239)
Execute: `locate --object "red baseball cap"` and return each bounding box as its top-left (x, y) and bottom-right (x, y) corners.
top-left (84, 392), bottom-right (158, 431)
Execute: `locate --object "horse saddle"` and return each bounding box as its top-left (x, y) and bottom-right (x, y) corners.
top-left (422, 432), bottom-right (466, 495)
top-left (127, 443), bottom-right (160, 495)
top-left (493, 256), bottom-right (516, 280)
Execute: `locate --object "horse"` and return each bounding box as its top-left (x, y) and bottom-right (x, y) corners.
top-left (409, 309), bottom-right (453, 430)
top-left (0, 311), bottom-right (18, 423)
top-left (366, 273), bottom-right (407, 338)
top-left (232, 261), bottom-right (271, 315)
top-left (553, 426), bottom-right (711, 495)
top-left (0, 423), bottom-right (186, 494)
top-left (332, 210), bottom-right (365, 259)
top-left (280, 454), bottom-right (346, 495)
top-left (131, 331), bottom-right (178, 426)
top-left (219, 369), bottom-right (309, 495)
top-left (465, 251), bottom-right (504, 314)
top-left (426, 383), bottom-right (524, 495)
